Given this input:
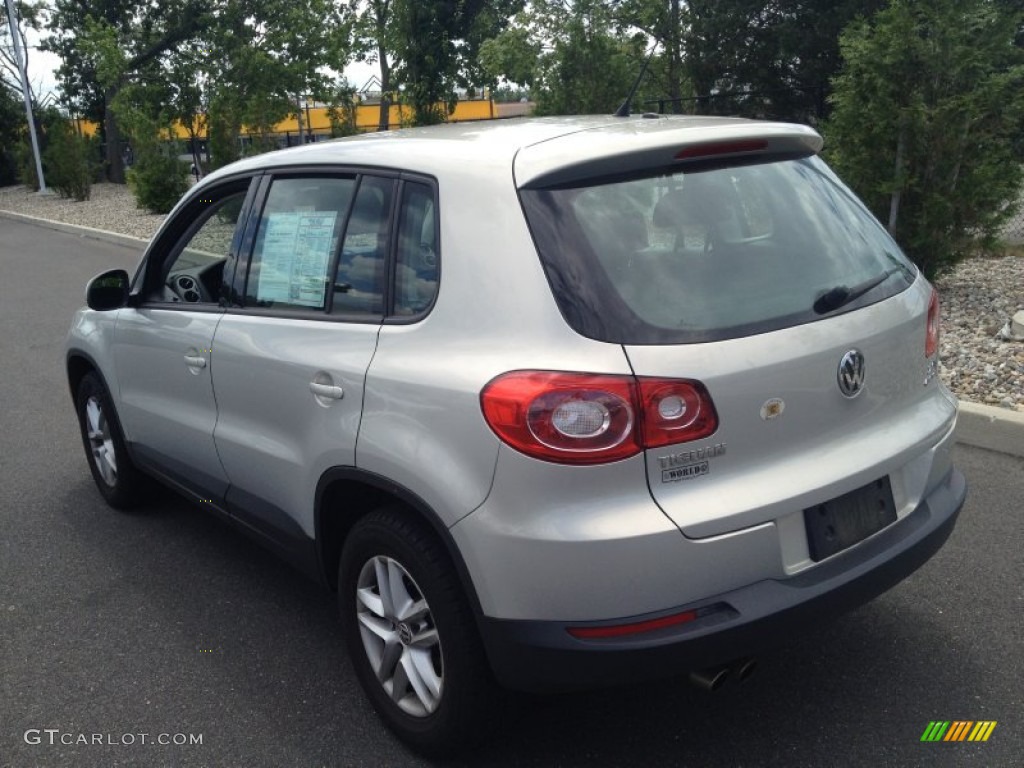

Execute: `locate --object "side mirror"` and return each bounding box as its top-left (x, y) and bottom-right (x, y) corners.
top-left (86, 269), bottom-right (131, 311)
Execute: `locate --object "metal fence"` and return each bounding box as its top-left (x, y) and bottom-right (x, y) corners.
top-left (1003, 197), bottom-right (1024, 244)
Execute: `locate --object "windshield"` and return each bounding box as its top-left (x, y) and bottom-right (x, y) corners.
top-left (520, 155), bottom-right (916, 344)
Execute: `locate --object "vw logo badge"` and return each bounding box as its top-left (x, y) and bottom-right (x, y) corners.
top-left (837, 349), bottom-right (866, 398)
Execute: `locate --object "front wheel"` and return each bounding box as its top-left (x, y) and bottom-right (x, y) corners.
top-left (339, 507), bottom-right (501, 756)
top-left (75, 371), bottom-right (147, 509)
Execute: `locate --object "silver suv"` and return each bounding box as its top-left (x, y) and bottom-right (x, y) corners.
top-left (67, 116), bottom-right (966, 754)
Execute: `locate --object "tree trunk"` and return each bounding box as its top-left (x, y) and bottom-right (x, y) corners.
top-left (668, 0), bottom-right (682, 113)
top-left (888, 123), bottom-right (906, 234)
top-left (377, 43), bottom-right (391, 132)
top-left (103, 86), bottom-right (125, 184)
top-left (295, 93), bottom-right (306, 144)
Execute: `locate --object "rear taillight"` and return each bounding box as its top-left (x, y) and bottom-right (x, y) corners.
top-left (637, 378), bottom-right (718, 449)
top-left (480, 371), bottom-right (718, 465)
top-left (926, 289), bottom-right (940, 358)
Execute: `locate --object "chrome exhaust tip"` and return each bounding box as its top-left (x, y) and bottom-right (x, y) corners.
top-left (688, 665), bottom-right (731, 692)
top-left (734, 657), bottom-right (757, 682)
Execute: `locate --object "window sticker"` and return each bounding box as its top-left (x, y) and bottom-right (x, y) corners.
top-left (256, 211), bottom-right (337, 308)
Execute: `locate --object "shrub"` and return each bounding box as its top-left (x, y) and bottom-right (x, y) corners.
top-left (0, 148), bottom-right (16, 187)
top-left (326, 85), bottom-right (359, 138)
top-left (127, 146), bottom-right (188, 214)
top-left (15, 138), bottom-right (38, 191)
top-left (87, 135), bottom-right (105, 183)
top-left (43, 123), bottom-right (92, 201)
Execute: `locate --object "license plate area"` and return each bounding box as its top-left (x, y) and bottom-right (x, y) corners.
top-left (803, 477), bottom-right (896, 562)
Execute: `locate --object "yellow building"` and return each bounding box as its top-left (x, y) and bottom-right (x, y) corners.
top-left (75, 98), bottom-right (499, 140)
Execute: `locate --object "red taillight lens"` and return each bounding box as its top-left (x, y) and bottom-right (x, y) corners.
top-left (638, 379), bottom-right (718, 448)
top-left (481, 372), bottom-right (639, 464)
top-left (926, 289), bottom-right (940, 358)
top-left (480, 371), bottom-right (718, 465)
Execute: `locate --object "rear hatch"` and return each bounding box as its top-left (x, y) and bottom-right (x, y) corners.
top-left (517, 118), bottom-right (950, 538)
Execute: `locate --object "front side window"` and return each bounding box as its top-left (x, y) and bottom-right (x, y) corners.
top-left (157, 190), bottom-right (248, 304)
top-left (246, 177), bottom-right (357, 311)
top-left (520, 156), bottom-right (916, 344)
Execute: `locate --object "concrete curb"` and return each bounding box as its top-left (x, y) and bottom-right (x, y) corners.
top-left (0, 209), bottom-right (150, 250)
top-left (955, 401), bottom-right (1024, 459)
top-left (3, 209), bottom-right (1023, 458)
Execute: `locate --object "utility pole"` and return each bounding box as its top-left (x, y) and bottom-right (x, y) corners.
top-left (4, 0), bottom-right (47, 194)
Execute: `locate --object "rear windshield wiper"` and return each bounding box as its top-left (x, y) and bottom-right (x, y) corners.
top-left (813, 266), bottom-right (905, 315)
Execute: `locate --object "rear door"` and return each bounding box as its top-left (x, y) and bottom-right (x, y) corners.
top-left (210, 172), bottom-right (394, 549)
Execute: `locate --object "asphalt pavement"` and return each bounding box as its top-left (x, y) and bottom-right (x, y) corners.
top-left (1, 219), bottom-right (1021, 767)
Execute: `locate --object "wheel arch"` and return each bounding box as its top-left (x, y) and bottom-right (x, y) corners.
top-left (66, 350), bottom-right (103, 402)
top-left (315, 467), bottom-right (485, 617)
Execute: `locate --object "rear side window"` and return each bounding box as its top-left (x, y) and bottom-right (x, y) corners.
top-left (394, 181), bottom-right (439, 316)
top-left (333, 176), bottom-right (394, 316)
top-left (520, 156), bottom-right (916, 344)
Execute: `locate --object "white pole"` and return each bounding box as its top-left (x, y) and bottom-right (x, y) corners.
top-left (4, 0), bottom-right (47, 194)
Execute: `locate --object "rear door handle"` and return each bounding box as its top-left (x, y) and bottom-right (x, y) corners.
top-left (309, 382), bottom-right (344, 400)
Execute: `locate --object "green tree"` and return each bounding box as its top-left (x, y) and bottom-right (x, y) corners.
top-left (680, 0), bottom-right (888, 123)
top-left (479, 1), bottom-right (644, 116)
top-left (45, 0), bottom-right (205, 183)
top-left (351, 0), bottom-right (399, 131)
top-left (479, 24), bottom-right (541, 90)
top-left (352, 0), bottom-right (519, 128)
top-left (614, 0), bottom-right (685, 113)
top-left (826, 0), bottom-right (1024, 278)
top-left (200, 0), bottom-right (349, 161)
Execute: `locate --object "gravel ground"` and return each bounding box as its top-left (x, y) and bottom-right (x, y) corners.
top-left (934, 253), bottom-right (1024, 410)
top-left (1, 182), bottom-right (1021, 410)
top-left (0, 182), bottom-right (166, 240)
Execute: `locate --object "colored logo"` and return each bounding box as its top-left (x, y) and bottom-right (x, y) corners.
top-left (920, 721), bottom-right (997, 742)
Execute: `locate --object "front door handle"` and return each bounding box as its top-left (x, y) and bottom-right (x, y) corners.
top-left (184, 354), bottom-right (207, 369)
top-left (309, 381), bottom-right (344, 400)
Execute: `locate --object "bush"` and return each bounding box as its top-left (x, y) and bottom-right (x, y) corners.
top-left (87, 135), bottom-right (105, 183)
top-left (327, 85), bottom-right (359, 138)
top-left (43, 123), bottom-right (92, 201)
top-left (208, 107), bottom-right (241, 170)
top-left (0, 86), bottom-right (22, 186)
top-left (0, 148), bottom-right (16, 187)
top-left (15, 139), bottom-right (39, 191)
top-left (127, 147), bottom-right (188, 213)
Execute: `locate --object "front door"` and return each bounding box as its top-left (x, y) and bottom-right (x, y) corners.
top-left (113, 180), bottom-right (255, 500)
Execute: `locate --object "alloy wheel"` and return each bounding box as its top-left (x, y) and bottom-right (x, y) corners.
top-left (85, 395), bottom-right (117, 486)
top-left (355, 555), bottom-right (444, 717)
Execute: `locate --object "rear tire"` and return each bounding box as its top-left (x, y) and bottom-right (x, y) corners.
top-left (75, 371), bottom-right (147, 509)
top-left (339, 506), bottom-right (501, 756)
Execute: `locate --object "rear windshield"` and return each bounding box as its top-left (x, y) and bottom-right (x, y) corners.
top-left (519, 156), bottom-right (916, 344)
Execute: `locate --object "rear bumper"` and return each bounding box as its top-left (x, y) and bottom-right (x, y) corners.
top-left (479, 466), bottom-right (966, 693)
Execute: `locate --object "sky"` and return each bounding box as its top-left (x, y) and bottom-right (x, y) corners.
top-left (17, 24), bottom-right (380, 106)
